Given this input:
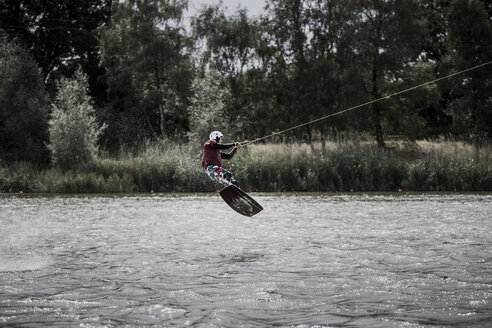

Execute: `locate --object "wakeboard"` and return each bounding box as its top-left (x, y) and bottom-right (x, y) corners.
top-left (219, 185), bottom-right (263, 217)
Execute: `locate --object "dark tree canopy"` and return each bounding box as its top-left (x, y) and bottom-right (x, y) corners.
top-left (1, 0), bottom-right (491, 164)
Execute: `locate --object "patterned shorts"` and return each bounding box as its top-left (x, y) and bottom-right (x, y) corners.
top-left (205, 165), bottom-right (238, 187)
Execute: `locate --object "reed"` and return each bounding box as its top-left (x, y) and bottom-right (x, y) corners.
top-left (234, 142), bottom-right (407, 192)
top-left (1, 140), bottom-right (491, 193)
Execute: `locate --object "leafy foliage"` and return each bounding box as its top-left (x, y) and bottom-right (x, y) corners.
top-left (188, 69), bottom-right (231, 143)
top-left (0, 0), bottom-right (111, 100)
top-left (1, 0), bottom-right (492, 173)
top-left (48, 68), bottom-right (105, 170)
top-left (0, 40), bottom-right (49, 164)
top-left (446, 0), bottom-right (492, 136)
top-left (99, 0), bottom-right (193, 146)
top-left (3, 141), bottom-right (492, 193)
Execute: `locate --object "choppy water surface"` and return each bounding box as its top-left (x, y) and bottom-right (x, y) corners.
top-left (0, 193), bottom-right (491, 327)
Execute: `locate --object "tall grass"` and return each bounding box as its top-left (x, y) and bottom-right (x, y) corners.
top-left (0, 142), bottom-right (212, 193)
top-left (234, 142), bottom-right (407, 192)
top-left (1, 139), bottom-right (491, 193)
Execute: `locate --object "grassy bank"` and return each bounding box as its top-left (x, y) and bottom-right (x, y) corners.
top-left (0, 143), bottom-right (212, 194)
top-left (1, 140), bottom-right (492, 193)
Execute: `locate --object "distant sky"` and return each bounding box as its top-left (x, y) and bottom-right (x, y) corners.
top-left (187, 0), bottom-right (267, 18)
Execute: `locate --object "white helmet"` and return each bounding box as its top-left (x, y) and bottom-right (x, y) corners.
top-left (209, 131), bottom-right (223, 141)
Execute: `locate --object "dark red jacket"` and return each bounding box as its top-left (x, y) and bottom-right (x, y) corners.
top-left (201, 140), bottom-right (236, 168)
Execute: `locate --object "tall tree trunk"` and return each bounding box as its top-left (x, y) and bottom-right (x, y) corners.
top-left (155, 68), bottom-right (166, 139)
top-left (372, 105), bottom-right (385, 148)
top-left (321, 131), bottom-right (326, 156)
top-left (144, 108), bottom-right (159, 140)
top-left (159, 103), bottom-right (166, 139)
top-left (371, 60), bottom-right (385, 148)
top-left (307, 126), bottom-right (315, 153)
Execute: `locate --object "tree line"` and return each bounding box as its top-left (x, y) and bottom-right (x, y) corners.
top-left (1, 0), bottom-right (491, 167)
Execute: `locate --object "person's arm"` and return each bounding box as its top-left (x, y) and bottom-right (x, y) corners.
top-left (214, 142), bottom-right (235, 150)
top-left (221, 142), bottom-right (241, 160)
top-left (221, 148), bottom-right (237, 160)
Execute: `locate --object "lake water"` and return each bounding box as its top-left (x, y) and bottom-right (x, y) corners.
top-left (0, 193), bottom-right (491, 327)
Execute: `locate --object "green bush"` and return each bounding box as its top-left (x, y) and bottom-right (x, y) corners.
top-left (1, 141), bottom-right (492, 193)
top-left (48, 68), bottom-right (105, 170)
top-left (0, 41), bottom-right (50, 165)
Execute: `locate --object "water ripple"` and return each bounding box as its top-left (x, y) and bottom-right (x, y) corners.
top-left (1, 193), bottom-right (491, 327)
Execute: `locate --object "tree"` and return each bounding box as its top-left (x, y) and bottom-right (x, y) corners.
top-left (420, 0), bottom-right (450, 62)
top-left (447, 0), bottom-right (492, 136)
top-left (188, 69), bottom-right (231, 143)
top-left (48, 68), bottom-right (105, 169)
top-left (99, 0), bottom-right (193, 144)
top-left (0, 0), bottom-right (111, 99)
top-left (302, 0), bottom-right (358, 147)
top-left (350, 0), bottom-right (427, 147)
top-left (259, 0), bottom-right (311, 142)
top-left (192, 4), bottom-right (262, 140)
top-left (192, 4), bottom-right (258, 76)
top-left (0, 40), bottom-right (49, 165)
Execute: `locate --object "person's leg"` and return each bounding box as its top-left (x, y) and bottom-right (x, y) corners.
top-left (222, 169), bottom-right (241, 189)
top-left (205, 165), bottom-right (231, 186)
top-left (205, 165), bottom-right (240, 188)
